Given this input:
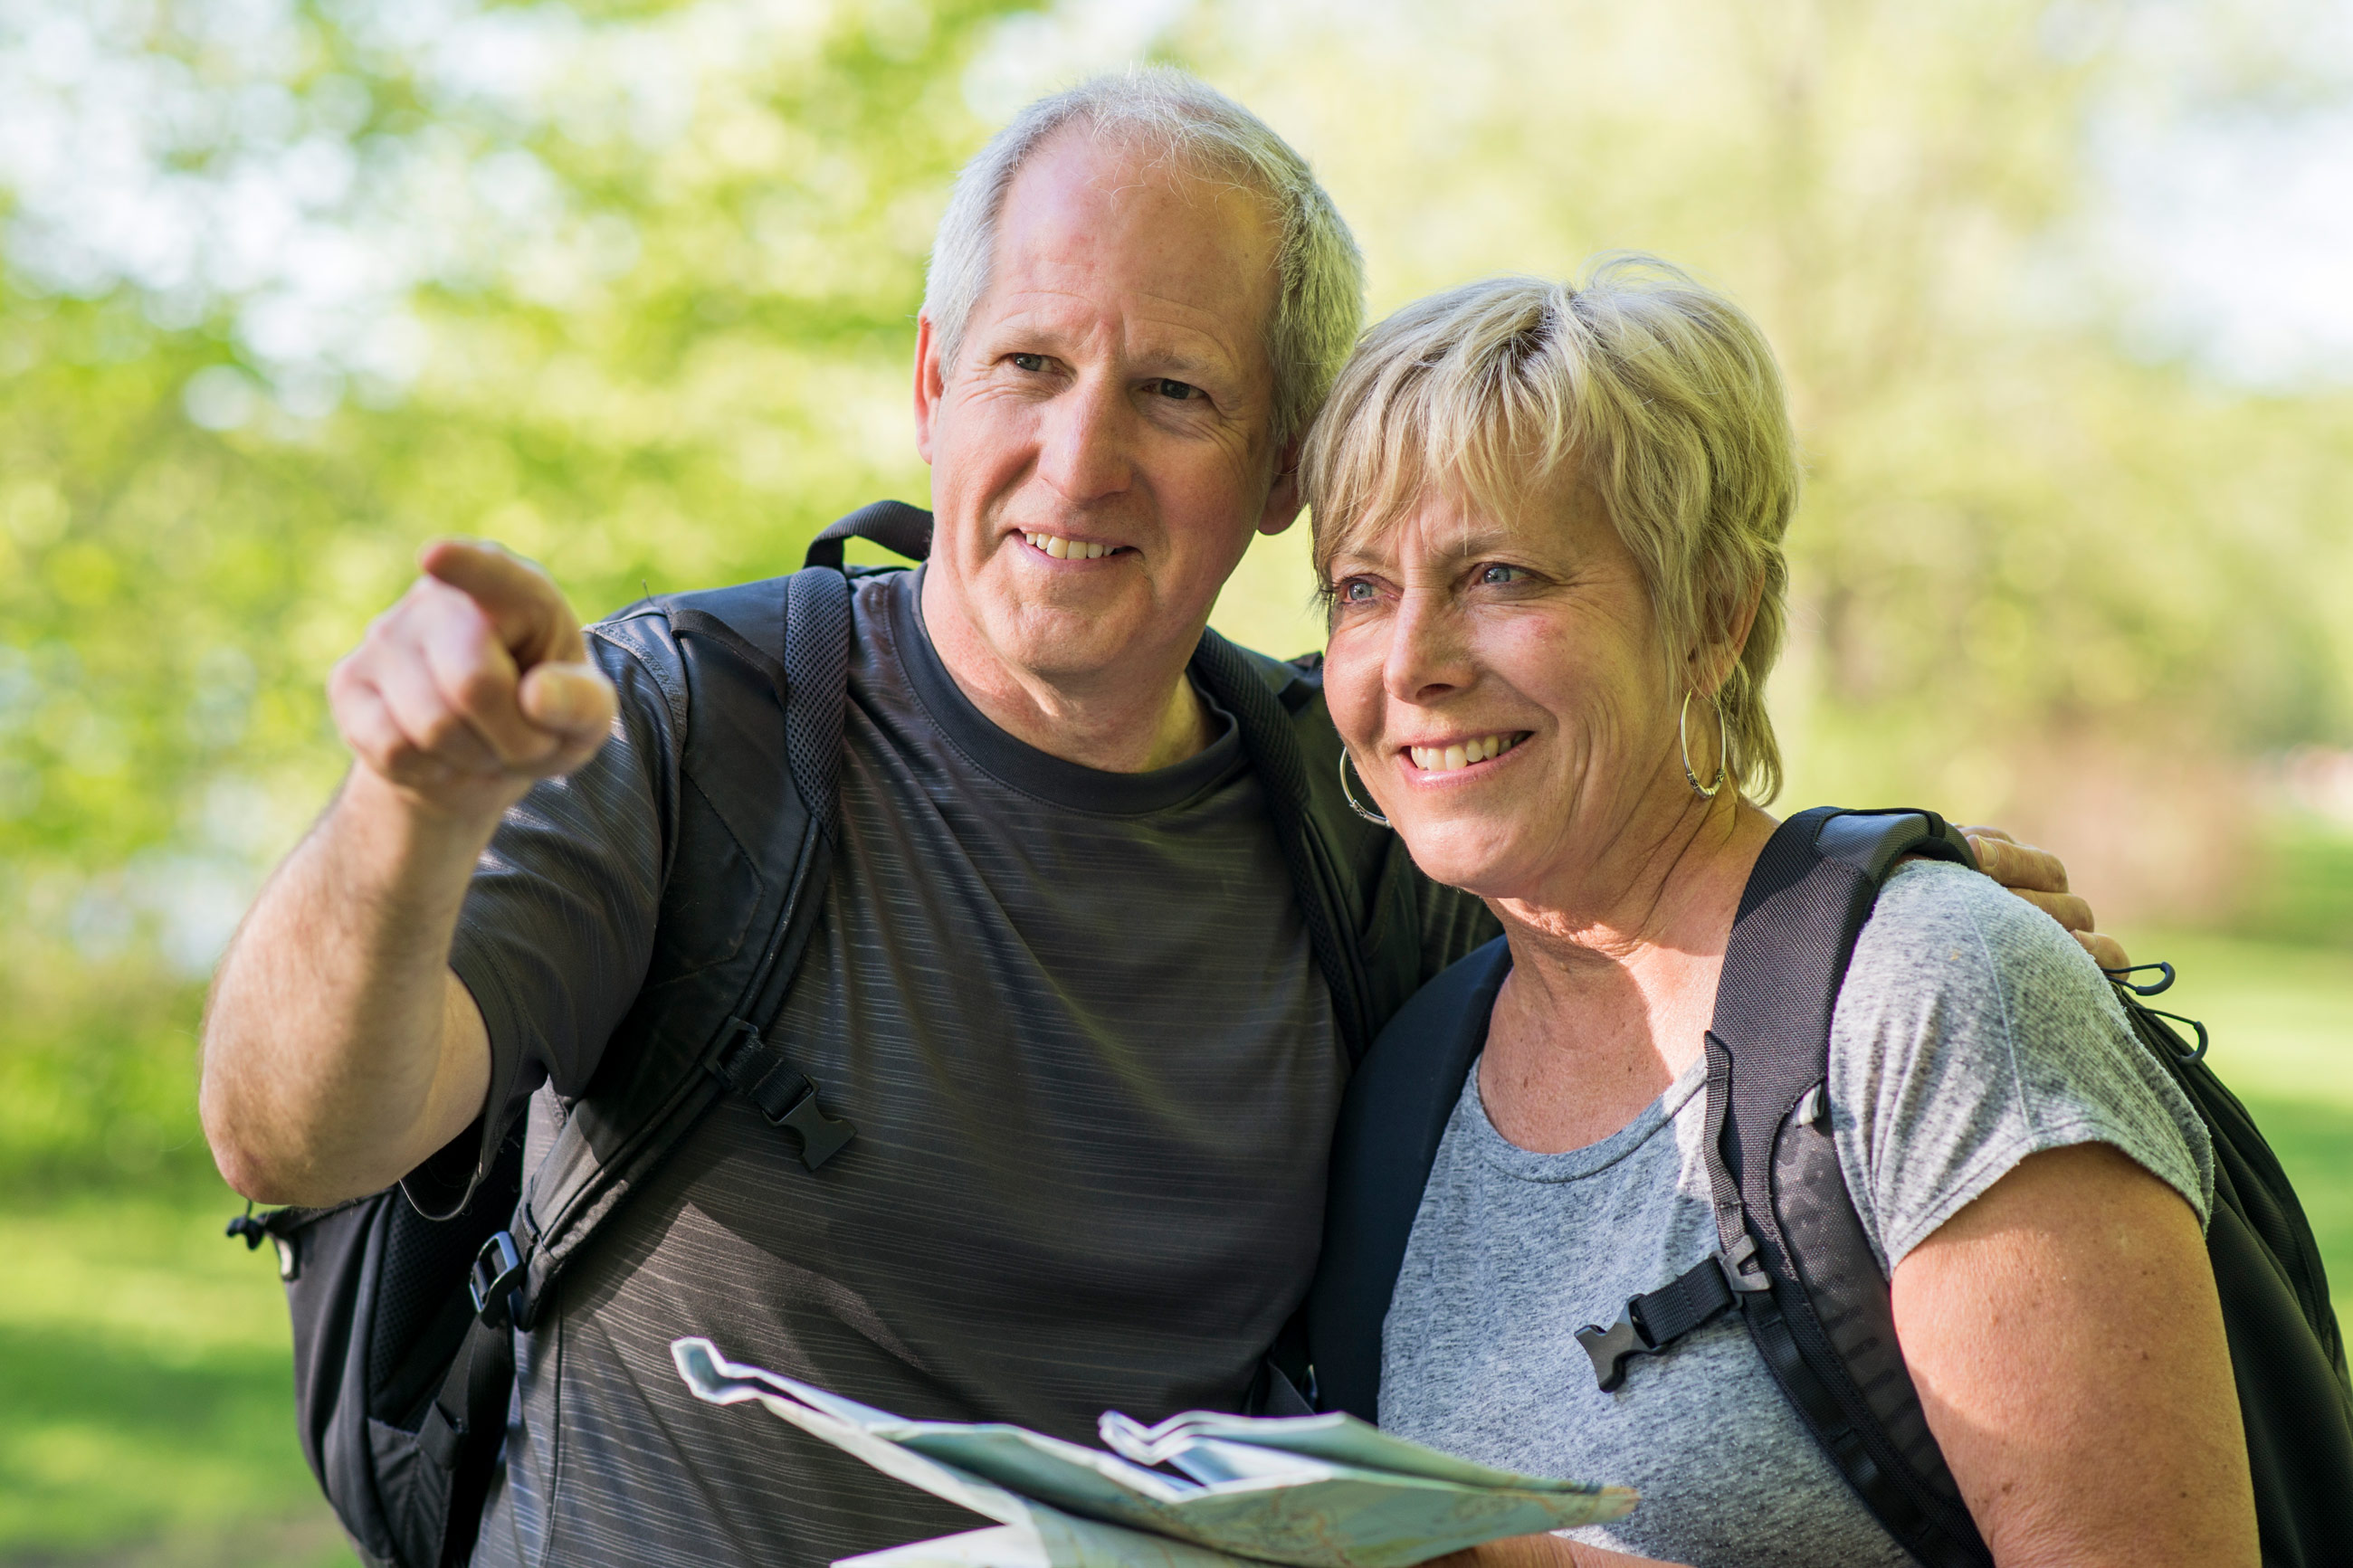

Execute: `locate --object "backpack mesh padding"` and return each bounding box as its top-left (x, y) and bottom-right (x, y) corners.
top-left (367, 1134), bottom-right (523, 1430)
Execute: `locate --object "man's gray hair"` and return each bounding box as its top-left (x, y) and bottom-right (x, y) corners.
top-left (923, 68), bottom-right (1365, 452)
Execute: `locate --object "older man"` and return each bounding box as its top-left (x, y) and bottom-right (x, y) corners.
top-left (201, 70), bottom-right (2094, 1568)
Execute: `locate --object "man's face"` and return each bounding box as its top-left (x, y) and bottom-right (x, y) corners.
top-left (914, 128), bottom-right (1295, 693)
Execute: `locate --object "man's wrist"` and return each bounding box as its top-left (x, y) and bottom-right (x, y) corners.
top-left (335, 763), bottom-right (515, 886)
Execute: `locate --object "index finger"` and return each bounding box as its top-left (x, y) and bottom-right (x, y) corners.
top-left (419, 538), bottom-right (585, 670)
top-left (1962, 828), bottom-right (2069, 895)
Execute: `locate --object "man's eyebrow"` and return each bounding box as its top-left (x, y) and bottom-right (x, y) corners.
top-left (1138, 347), bottom-right (1224, 379)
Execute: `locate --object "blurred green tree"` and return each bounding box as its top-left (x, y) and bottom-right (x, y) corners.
top-left (0, 0), bottom-right (1027, 1185)
top-left (4, 0), bottom-right (2351, 1185)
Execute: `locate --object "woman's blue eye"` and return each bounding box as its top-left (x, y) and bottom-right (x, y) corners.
top-left (1478, 564), bottom-right (1526, 585)
top-left (1011, 353), bottom-right (1045, 372)
top-left (1340, 580), bottom-right (1378, 603)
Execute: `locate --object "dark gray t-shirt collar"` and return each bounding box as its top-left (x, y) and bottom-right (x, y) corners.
top-left (887, 565), bottom-right (1242, 815)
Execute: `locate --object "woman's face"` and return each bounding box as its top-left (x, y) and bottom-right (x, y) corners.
top-left (1322, 476), bottom-right (1689, 905)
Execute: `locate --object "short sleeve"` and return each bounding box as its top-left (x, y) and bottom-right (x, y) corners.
top-left (399, 621), bottom-right (681, 1218)
top-left (1827, 860), bottom-right (2214, 1277)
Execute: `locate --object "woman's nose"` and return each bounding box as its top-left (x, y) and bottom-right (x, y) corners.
top-left (1035, 375), bottom-right (1134, 505)
top-left (1384, 588), bottom-right (1473, 704)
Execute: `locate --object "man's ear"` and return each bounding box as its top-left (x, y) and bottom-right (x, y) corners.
top-left (912, 312), bottom-right (946, 465)
top-left (1257, 439), bottom-right (1303, 537)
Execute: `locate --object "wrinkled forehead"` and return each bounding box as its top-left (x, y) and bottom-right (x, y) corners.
top-left (983, 122), bottom-right (1284, 338)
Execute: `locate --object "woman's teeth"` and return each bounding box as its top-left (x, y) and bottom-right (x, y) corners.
top-left (1409, 734), bottom-right (1522, 773)
top-left (1024, 532), bottom-right (1112, 560)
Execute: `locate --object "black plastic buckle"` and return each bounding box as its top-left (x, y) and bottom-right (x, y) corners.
top-left (469, 1230), bottom-right (527, 1328)
top-left (765, 1080), bottom-right (856, 1171)
top-left (723, 1019), bottom-right (857, 1171)
top-left (1720, 1231), bottom-right (1771, 1293)
top-left (1575, 1307), bottom-right (1657, 1393)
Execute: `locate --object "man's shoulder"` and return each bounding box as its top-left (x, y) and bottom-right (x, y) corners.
top-left (1205, 632), bottom-right (1328, 719)
top-left (585, 565), bottom-right (910, 727)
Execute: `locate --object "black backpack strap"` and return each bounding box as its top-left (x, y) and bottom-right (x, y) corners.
top-left (416, 1307), bottom-right (518, 1565)
top-left (497, 560), bottom-right (857, 1329)
top-left (1304, 936), bottom-right (1513, 1421)
top-left (1190, 629), bottom-right (1377, 1063)
top-left (1700, 807), bottom-right (1991, 1568)
top-left (804, 499), bottom-right (932, 570)
top-left (700, 561), bottom-right (857, 1168)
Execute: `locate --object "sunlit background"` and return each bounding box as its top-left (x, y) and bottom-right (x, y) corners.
top-left (2, 1), bottom-right (2349, 1562)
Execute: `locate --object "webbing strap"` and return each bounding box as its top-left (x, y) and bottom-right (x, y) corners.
top-left (1574, 1250), bottom-right (1750, 1392)
top-left (803, 499), bottom-right (932, 571)
top-left (418, 1312), bottom-right (513, 1562)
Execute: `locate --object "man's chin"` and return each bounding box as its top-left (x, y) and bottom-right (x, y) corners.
top-left (991, 596), bottom-right (1168, 684)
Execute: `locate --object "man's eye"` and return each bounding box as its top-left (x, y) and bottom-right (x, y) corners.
top-left (1010, 353), bottom-right (1046, 372)
top-left (1153, 379), bottom-right (1199, 401)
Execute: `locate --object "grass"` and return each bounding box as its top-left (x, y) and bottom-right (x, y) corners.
top-left (0, 931), bottom-right (2345, 1564)
top-left (0, 1189), bottom-right (357, 1567)
top-left (2115, 929), bottom-right (2353, 1322)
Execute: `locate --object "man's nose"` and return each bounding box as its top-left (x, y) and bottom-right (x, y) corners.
top-left (1385, 586), bottom-right (1473, 705)
top-left (1035, 375), bottom-right (1135, 505)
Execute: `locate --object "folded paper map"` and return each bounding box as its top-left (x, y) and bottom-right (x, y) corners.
top-left (672, 1337), bottom-right (1634, 1568)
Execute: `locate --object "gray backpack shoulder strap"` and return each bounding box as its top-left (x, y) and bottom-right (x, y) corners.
top-left (500, 496), bottom-right (931, 1316)
top-left (488, 562), bottom-right (855, 1327)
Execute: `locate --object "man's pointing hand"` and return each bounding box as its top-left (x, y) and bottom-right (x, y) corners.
top-left (329, 538), bottom-right (618, 822)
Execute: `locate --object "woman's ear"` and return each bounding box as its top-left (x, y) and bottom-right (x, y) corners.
top-left (1688, 574), bottom-right (1767, 697)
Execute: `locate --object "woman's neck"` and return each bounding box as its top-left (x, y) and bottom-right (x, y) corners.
top-left (1478, 790), bottom-right (1777, 1155)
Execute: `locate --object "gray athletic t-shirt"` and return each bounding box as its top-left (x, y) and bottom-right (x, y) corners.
top-left (443, 568), bottom-right (1430, 1568)
top-left (1377, 860), bottom-right (2214, 1568)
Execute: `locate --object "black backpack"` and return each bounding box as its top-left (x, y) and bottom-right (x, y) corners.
top-left (1307, 806), bottom-right (2353, 1568)
top-left (228, 501), bottom-right (1455, 1568)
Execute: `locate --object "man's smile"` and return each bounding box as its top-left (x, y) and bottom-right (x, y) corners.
top-left (1017, 529), bottom-right (1135, 562)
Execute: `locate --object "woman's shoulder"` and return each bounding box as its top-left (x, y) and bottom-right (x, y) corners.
top-left (1844, 856), bottom-right (2113, 1022)
top-left (1835, 856), bottom-right (2143, 1111)
top-left (1828, 858), bottom-right (2213, 1272)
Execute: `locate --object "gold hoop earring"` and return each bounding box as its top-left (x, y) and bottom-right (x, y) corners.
top-left (1680, 690), bottom-right (1729, 801)
top-left (1338, 748), bottom-right (1391, 828)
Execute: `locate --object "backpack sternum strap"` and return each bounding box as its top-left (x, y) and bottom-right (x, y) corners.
top-left (1575, 1241), bottom-right (1765, 1392)
top-left (713, 1018), bottom-right (855, 1170)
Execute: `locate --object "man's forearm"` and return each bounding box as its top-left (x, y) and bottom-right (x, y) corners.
top-left (201, 765), bottom-right (496, 1205)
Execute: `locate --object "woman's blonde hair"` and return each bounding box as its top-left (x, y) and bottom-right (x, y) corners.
top-left (1302, 256), bottom-right (1798, 802)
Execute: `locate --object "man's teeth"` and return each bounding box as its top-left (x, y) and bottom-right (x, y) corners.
top-left (1409, 734), bottom-right (1523, 772)
top-left (1024, 532), bottom-right (1111, 560)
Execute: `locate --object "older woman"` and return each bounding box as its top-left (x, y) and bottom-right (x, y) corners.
top-left (1299, 261), bottom-right (2254, 1568)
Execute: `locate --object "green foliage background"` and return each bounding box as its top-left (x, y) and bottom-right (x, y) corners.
top-left (2, 1), bottom-right (2351, 1558)
top-left (5, 0), bottom-right (2352, 1178)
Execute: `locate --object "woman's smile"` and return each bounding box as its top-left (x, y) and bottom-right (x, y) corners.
top-left (1398, 730), bottom-right (1531, 775)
